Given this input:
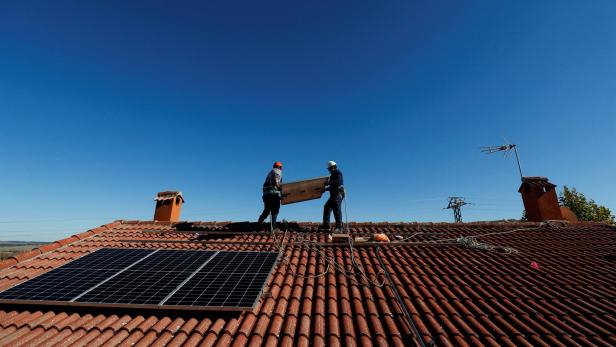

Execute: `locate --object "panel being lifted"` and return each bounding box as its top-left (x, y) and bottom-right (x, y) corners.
top-left (0, 248), bottom-right (279, 311)
top-left (281, 176), bottom-right (328, 205)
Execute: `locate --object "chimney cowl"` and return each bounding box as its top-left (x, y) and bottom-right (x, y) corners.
top-left (519, 177), bottom-right (556, 190)
top-left (155, 191), bottom-right (185, 202)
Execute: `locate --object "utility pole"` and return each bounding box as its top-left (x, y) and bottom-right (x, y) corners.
top-left (481, 143), bottom-right (523, 181)
top-left (445, 197), bottom-right (470, 223)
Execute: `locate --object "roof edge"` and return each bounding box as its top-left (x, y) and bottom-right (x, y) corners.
top-left (0, 220), bottom-right (123, 271)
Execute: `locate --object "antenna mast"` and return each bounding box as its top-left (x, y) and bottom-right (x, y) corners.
top-left (481, 143), bottom-right (523, 180)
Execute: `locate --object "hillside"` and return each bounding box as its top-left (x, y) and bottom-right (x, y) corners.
top-left (0, 241), bottom-right (50, 260)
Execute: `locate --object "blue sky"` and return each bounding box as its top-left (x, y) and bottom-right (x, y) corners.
top-left (1, 1), bottom-right (615, 241)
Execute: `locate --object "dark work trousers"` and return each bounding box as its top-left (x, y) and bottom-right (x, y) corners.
top-left (323, 191), bottom-right (345, 229)
top-left (258, 194), bottom-right (281, 227)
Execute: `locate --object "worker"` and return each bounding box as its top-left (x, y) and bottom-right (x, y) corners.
top-left (258, 161), bottom-right (283, 230)
top-left (321, 161), bottom-right (345, 231)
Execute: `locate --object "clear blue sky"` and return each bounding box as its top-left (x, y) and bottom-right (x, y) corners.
top-left (1, 1), bottom-right (615, 241)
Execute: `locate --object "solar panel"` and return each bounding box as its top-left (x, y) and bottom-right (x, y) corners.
top-left (163, 251), bottom-right (279, 309)
top-left (0, 248), bottom-right (279, 311)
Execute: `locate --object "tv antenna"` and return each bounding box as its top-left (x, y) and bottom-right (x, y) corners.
top-left (444, 197), bottom-right (471, 223)
top-left (481, 143), bottom-right (523, 180)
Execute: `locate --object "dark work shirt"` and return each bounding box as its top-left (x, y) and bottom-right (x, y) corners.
top-left (327, 169), bottom-right (344, 192)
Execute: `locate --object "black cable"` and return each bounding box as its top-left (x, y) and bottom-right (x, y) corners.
top-left (376, 246), bottom-right (434, 347)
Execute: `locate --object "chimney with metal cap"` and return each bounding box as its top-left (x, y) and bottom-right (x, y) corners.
top-left (518, 177), bottom-right (563, 222)
top-left (154, 191), bottom-right (184, 222)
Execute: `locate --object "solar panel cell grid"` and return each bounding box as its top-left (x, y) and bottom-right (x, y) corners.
top-left (64, 248), bottom-right (153, 270)
top-left (0, 268), bottom-right (118, 301)
top-left (75, 250), bottom-right (217, 305)
top-left (128, 250), bottom-right (216, 272)
top-left (163, 251), bottom-right (278, 308)
top-left (75, 270), bottom-right (191, 305)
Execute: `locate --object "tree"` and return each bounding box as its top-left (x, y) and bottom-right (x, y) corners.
top-left (559, 186), bottom-right (615, 224)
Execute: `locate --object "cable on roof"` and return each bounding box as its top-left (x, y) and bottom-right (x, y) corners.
top-left (269, 217), bottom-right (385, 286)
top-left (343, 191), bottom-right (387, 286)
top-left (377, 245), bottom-right (433, 347)
top-left (344, 192), bottom-right (431, 346)
top-left (267, 196), bottom-right (534, 288)
top-left (271, 221), bottom-right (331, 280)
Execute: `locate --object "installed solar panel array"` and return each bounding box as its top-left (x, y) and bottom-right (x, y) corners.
top-left (0, 248), bottom-right (279, 311)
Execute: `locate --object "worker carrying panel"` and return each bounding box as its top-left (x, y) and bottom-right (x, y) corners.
top-left (281, 177), bottom-right (329, 205)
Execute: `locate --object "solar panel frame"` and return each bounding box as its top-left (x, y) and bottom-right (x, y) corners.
top-left (0, 248), bottom-right (280, 311)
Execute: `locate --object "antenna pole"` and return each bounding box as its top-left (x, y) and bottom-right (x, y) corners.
top-left (512, 145), bottom-right (523, 180)
top-left (481, 143), bottom-right (523, 180)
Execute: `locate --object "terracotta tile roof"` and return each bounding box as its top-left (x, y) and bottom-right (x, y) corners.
top-left (1, 220), bottom-right (615, 346)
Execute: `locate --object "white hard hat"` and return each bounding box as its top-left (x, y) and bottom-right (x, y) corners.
top-left (327, 161), bottom-right (337, 168)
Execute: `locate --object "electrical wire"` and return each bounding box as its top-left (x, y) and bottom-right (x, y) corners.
top-left (267, 201), bottom-right (385, 286)
top-left (343, 191), bottom-right (386, 287)
top-left (271, 220), bottom-right (331, 280)
top-left (344, 191), bottom-right (431, 346)
top-left (268, 191), bottom-right (531, 287)
top-left (377, 245), bottom-right (432, 347)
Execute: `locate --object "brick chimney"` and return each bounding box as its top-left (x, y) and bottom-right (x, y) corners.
top-left (154, 191), bottom-right (184, 222)
top-left (518, 177), bottom-right (563, 222)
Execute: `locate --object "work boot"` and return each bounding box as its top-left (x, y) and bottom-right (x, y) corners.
top-left (319, 222), bottom-right (331, 231)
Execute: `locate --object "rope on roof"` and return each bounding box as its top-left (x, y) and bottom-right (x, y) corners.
top-left (456, 236), bottom-right (519, 254)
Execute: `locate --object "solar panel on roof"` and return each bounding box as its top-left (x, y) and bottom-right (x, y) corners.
top-left (0, 248), bottom-right (279, 311)
top-left (163, 251), bottom-right (279, 309)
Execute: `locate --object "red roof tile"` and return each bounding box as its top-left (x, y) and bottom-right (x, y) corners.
top-left (1, 220), bottom-right (615, 346)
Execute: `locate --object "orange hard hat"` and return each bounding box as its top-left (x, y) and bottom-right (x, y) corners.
top-left (273, 161), bottom-right (283, 168)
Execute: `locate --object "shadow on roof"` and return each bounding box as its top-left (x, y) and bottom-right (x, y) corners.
top-left (0, 302), bottom-right (243, 321)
